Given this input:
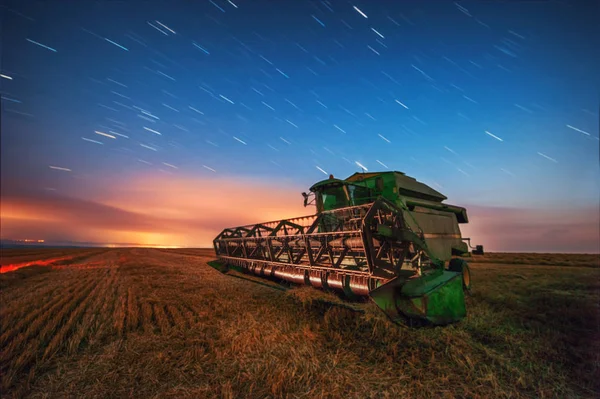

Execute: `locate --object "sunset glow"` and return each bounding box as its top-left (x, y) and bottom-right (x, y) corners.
top-left (1, 3), bottom-right (598, 399)
top-left (1, 173), bottom-right (309, 248)
top-left (1, 171), bottom-right (598, 252)
top-left (1, 1), bottom-right (598, 253)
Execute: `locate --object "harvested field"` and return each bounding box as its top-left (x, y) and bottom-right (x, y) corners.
top-left (464, 252), bottom-right (599, 268)
top-left (0, 248), bottom-right (109, 274)
top-left (0, 248), bottom-right (598, 398)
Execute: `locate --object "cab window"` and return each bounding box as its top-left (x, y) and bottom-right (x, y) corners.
top-left (348, 184), bottom-right (371, 205)
top-left (317, 185), bottom-right (349, 211)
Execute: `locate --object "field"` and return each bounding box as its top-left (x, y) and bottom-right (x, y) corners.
top-left (0, 248), bottom-right (598, 398)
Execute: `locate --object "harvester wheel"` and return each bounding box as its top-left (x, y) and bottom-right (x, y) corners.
top-left (448, 258), bottom-right (471, 294)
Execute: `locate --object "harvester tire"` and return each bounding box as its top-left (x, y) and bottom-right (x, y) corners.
top-left (448, 258), bottom-right (471, 294)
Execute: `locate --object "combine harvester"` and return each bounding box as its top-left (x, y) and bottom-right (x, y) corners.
top-left (213, 171), bottom-right (483, 325)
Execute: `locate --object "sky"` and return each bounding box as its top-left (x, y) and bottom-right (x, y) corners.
top-left (1, 0), bottom-right (599, 252)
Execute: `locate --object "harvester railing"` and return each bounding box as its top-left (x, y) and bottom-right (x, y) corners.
top-left (212, 176), bottom-right (474, 325)
top-left (214, 198), bottom-right (440, 287)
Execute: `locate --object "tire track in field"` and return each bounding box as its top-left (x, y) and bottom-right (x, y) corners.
top-left (66, 267), bottom-right (119, 355)
top-left (92, 263), bottom-right (122, 345)
top-left (122, 250), bottom-right (221, 334)
top-left (152, 304), bottom-right (172, 334)
top-left (169, 305), bottom-right (190, 330)
top-left (179, 303), bottom-right (200, 326)
top-left (43, 268), bottom-right (114, 360)
top-left (126, 285), bottom-right (140, 332)
top-left (162, 304), bottom-right (176, 327)
top-left (112, 276), bottom-right (128, 337)
top-left (140, 302), bottom-right (156, 334)
top-left (129, 249), bottom-right (219, 330)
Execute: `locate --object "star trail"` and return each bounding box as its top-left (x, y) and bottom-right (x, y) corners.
top-left (1, 0), bottom-right (598, 251)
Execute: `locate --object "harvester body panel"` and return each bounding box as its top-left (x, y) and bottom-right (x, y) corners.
top-left (213, 171), bottom-right (481, 326)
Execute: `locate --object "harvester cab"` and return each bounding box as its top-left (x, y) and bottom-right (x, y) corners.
top-left (213, 171), bottom-right (484, 326)
top-left (308, 177), bottom-right (373, 212)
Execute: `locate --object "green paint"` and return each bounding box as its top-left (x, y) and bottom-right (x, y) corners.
top-left (376, 224), bottom-right (393, 237)
top-left (370, 270), bottom-right (467, 325)
top-left (207, 260), bottom-right (244, 274)
top-left (309, 171), bottom-right (477, 262)
top-left (215, 170), bottom-right (480, 327)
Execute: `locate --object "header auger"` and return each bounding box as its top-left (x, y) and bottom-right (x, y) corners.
top-left (213, 171), bottom-right (483, 326)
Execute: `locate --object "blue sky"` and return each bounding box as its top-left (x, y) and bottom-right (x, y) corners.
top-left (1, 0), bottom-right (598, 250)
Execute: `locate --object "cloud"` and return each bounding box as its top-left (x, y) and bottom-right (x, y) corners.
top-left (0, 173), bottom-right (308, 247)
top-left (460, 204), bottom-right (600, 253)
top-left (1, 174), bottom-right (598, 252)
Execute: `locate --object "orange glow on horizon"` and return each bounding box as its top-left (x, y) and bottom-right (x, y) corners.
top-left (1, 172), bottom-right (598, 252)
top-left (0, 173), bottom-right (309, 248)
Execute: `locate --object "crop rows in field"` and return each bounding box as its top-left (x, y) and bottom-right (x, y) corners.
top-left (464, 252), bottom-right (600, 267)
top-left (0, 248), bottom-right (91, 265)
top-left (0, 249), bottom-right (110, 276)
top-left (1, 248), bottom-right (598, 399)
top-left (155, 248), bottom-right (215, 258)
top-left (0, 249), bottom-right (210, 395)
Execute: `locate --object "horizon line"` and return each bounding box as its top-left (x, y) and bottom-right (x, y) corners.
top-left (1, 241), bottom-right (598, 254)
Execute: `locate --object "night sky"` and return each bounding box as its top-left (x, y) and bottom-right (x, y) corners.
top-left (1, 0), bottom-right (599, 252)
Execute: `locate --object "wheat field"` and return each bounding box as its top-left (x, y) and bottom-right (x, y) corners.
top-left (0, 248), bottom-right (598, 398)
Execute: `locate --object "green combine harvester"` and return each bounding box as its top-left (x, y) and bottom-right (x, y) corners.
top-left (213, 171), bottom-right (484, 325)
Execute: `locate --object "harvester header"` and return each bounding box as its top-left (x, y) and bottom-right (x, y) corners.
top-left (213, 171), bottom-right (483, 325)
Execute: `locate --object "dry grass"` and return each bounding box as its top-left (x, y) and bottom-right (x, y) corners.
top-left (0, 248), bottom-right (106, 266)
top-left (0, 248), bottom-right (598, 398)
top-left (464, 252), bottom-right (599, 268)
top-left (0, 248), bottom-right (108, 277)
